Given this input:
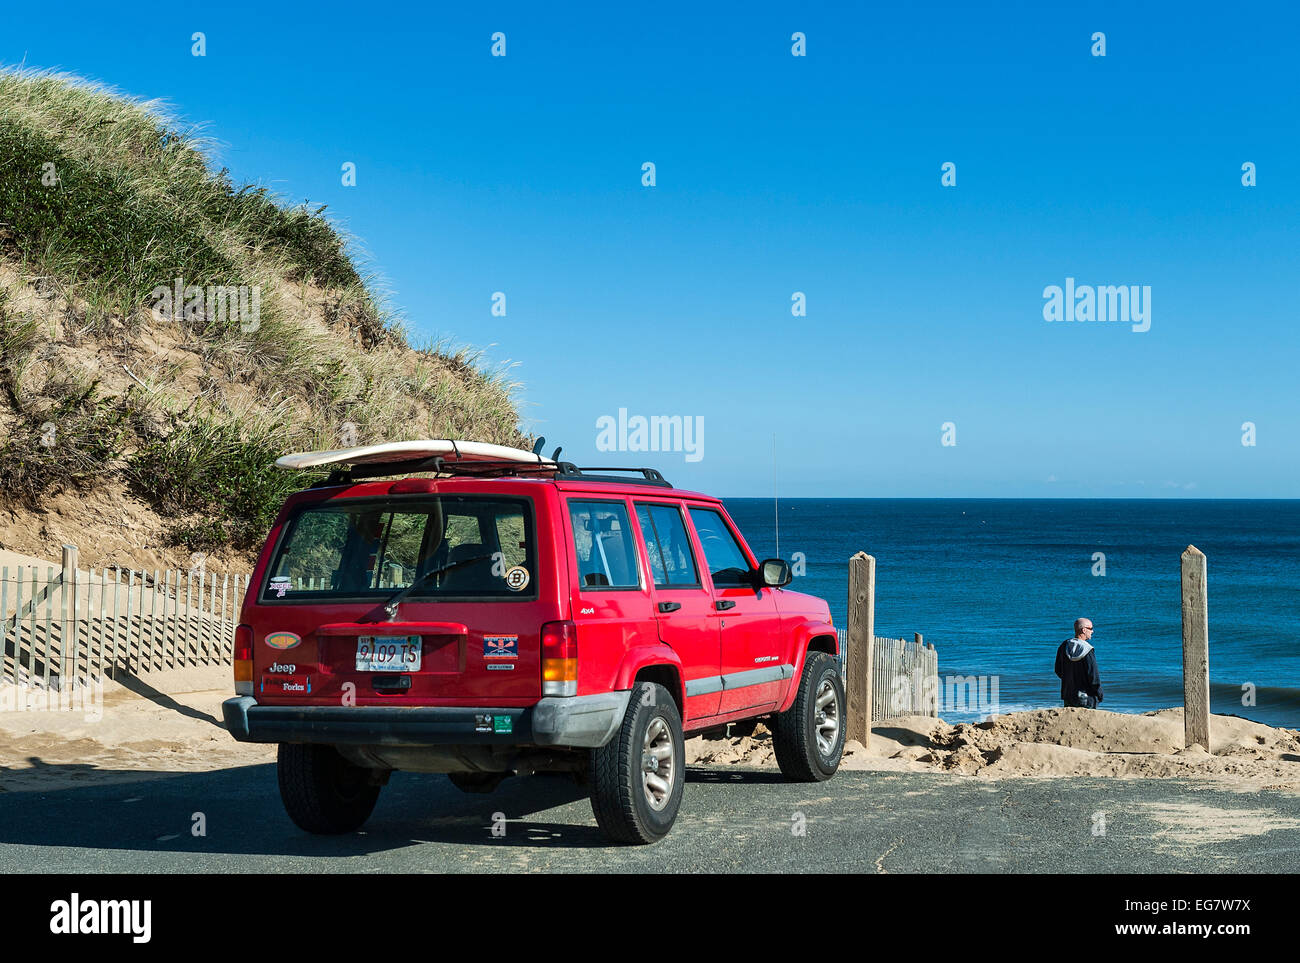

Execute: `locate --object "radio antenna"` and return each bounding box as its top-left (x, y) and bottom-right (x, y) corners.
top-left (773, 433), bottom-right (779, 559)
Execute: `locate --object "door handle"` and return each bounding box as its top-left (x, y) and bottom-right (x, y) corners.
top-left (657, 601), bottom-right (681, 613)
top-left (715, 600), bottom-right (736, 611)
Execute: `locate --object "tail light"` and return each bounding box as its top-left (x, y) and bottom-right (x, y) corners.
top-left (541, 620), bottom-right (577, 696)
top-left (234, 624), bottom-right (254, 695)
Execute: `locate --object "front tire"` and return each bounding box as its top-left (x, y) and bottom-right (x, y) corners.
top-left (277, 743), bottom-right (382, 834)
top-left (589, 682), bottom-right (684, 843)
top-left (772, 652), bottom-right (845, 781)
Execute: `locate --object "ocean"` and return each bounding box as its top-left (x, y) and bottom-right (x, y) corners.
top-left (722, 499), bottom-right (1300, 728)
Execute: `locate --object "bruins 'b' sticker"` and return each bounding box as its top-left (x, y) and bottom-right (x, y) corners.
top-left (504, 566), bottom-right (530, 591)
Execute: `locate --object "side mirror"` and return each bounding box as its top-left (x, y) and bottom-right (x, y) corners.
top-left (758, 558), bottom-right (792, 588)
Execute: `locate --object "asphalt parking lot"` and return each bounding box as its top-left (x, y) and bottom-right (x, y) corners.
top-left (2, 761), bottom-right (1298, 873)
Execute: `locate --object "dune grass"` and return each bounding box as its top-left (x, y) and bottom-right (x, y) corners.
top-left (0, 68), bottom-right (360, 323)
top-left (124, 405), bottom-right (324, 552)
top-left (0, 371), bottom-right (137, 505)
top-left (0, 289), bottom-right (43, 401)
top-left (0, 67), bottom-right (528, 554)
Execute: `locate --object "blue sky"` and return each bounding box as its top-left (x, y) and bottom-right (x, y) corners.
top-left (5, 2), bottom-right (1298, 497)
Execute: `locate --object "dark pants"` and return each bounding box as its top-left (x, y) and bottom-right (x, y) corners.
top-left (1064, 692), bottom-right (1098, 709)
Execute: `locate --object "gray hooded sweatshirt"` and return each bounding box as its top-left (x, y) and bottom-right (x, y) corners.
top-left (1054, 636), bottom-right (1103, 705)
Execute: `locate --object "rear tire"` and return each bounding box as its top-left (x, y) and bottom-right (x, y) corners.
top-left (589, 682), bottom-right (684, 844)
top-left (772, 652), bottom-right (845, 782)
top-left (278, 743), bottom-right (381, 834)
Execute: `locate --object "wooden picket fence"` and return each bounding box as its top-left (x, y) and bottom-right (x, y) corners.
top-left (837, 628), bottom-right (939, 720)
top-left (0, 546), bottom-right (250, 688)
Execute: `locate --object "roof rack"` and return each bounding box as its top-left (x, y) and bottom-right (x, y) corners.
top-left (315, 458), bottom-right (553, 486)
top-left (314, 458), bottom-right (672, 488)
top-left (554, 462), bottom-right (672, 487)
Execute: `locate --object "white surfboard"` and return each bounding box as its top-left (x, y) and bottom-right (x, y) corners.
top-left (275, 440), bottom-right (555, 471)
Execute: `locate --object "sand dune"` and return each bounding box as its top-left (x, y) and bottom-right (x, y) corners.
top-left (689, 710), bottom-right (1300, 788)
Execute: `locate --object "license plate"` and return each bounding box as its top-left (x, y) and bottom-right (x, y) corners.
top-left (356, 635), bottom-right (422, 671)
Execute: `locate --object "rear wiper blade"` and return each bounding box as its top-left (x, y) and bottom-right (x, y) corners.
top-left (380, 554), bottom-right (494, 620)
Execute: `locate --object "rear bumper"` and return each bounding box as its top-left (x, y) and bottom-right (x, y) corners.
top-left (222, 691), bottom-right (630, 750)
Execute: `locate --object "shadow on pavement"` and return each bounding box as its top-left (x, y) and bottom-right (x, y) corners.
top-left (686, 766), bottom-right (791, 785)
top-left (0, 763), bottom-right (629, 856)
top-left (0, 757), bottom-right (864, 861)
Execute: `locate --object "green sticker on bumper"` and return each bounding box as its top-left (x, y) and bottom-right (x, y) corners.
top-left (493, 716), bottom-right (513, 734)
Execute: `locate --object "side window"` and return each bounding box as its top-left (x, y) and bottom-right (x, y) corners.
top-left (687, 508), bottom-right (753, 587)
top-left (568, 500), bottom-right (641, 589)
top-left (635, 503), bottom-right (700, 588)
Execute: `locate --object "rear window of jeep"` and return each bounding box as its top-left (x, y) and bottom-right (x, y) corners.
top-left (261, 495), bottom-right (536, 600)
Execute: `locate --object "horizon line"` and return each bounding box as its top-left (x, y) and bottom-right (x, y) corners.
top-left (717, 495), bottom-right (1300, 501)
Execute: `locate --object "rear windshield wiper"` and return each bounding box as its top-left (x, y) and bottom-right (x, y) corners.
top-left (380, 554), bottom-right (495, 620)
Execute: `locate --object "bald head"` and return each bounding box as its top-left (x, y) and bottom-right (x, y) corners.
top-left (1074, 618), bottom-right (1094, 640)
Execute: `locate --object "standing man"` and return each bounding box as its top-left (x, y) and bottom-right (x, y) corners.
top-left (1055, 618), bottom-right (1103, 709)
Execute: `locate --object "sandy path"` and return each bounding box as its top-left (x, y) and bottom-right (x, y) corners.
top-left (0, 669), bottom-right (274, 792)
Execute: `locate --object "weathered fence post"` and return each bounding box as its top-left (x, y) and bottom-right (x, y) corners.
top-left (847, 552), bottom-right (876, 746)
top-left (912, 632), bottom-right (924, 718)
top-left (60, 545), bottom-right (77, 687)
top-left (1181, 545), bottom-right (1211, 752)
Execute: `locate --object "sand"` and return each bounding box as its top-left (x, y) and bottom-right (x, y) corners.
top-left (688, 710), bottom-right (1300, 789)
top-left (0, 666), bottom-right (274, 792)
top-left (3, 668), bottom-right (1298, 793)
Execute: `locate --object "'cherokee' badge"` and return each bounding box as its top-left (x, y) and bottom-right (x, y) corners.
top-left (265, 631), bottom-right (302, 650)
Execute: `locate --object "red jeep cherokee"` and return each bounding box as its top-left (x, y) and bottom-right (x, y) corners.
top-left (223, 448), bottom-right (844, 843)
